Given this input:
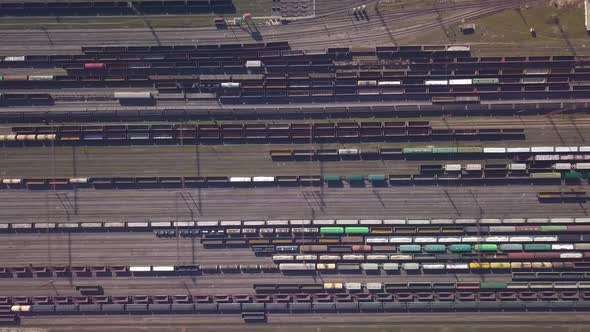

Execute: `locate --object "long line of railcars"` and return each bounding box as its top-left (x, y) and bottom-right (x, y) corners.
top-left (11, 288), bottom-right (590, 304)
top-left (273, 147), bottom-right (590, 162)
top-left (4, 123), bottom-right (527, 144)
top-left (3, 45), bottom-right (465, 64)
top-left (4, 217), bottom-right (590, 233)
top-left (0, 56), bottom-right (580, 76)
top-left (257, 281), bottom-right (590, 291)
top-left (4, 261), bottom-right (590, 284)
top-left (263, 253), bottom-right (590, 265)
top-left (1, 88), bottom-right (572, 105)
top-left (5, 47), bottom-right (582, 67)
top-left (0, 130), bottom-right (529, 144)
top-left (293, 241), bottom-right (590, 251)
top-left (276, 261), bottom-right (590, 273)
top-left (280, 154), bottom-right (590, 166)
top-left (3, 260), bottom-right (590, 276)
top-left (0, 279), bottom-right (586, 293)
top-left (205, 236), bottom-right (590, 246)
top-left (11, 120), bottom-right (434, 134)
top-left (0, 173), bottom-right (588, 190)
top-left (13, 300), bottom-right (590, 316)
top-left (272, 251), bottom-right (590, 262)
top-left (0, 0), bottom-right (236, 17)
top-left (1, 99), bottom-right (588, 121)
top-left (42, 86), bottom-right (590, 101)
top-left (0, 74), bottom-right (579, 87)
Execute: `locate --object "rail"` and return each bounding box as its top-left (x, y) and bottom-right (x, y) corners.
top-left (1, 217), bottom-right (590, 233)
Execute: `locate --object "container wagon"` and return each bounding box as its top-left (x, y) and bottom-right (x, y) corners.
top-left (455, 96), bottom-right (480, 103)
top-left (472, 78), bottom-right (499, 84)
top-left (449, 79), bottom-right (473, 85)
top-left (245, 60), bottom-right (263, 68)
top-left (521, 77), bottom-right (547, 84)
top-left (28, 75), bottom-right (54, 81)
top-left (114, 92), bottom-right (152, 99)
top-left (432, 96), bottom-right (456, 103)
top-left (378, 81), bottom-right (401, 86)
top-left (357, 80), bottom-right (377, 87)
top-left (84, 63), bottom-right (106, 70)
top-left (425, 80), bottom-right (448, 86)
top-left (220, 82), bottom-right (241, 88)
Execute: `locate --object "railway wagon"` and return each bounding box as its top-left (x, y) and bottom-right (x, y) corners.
top-left (279, 263), bottom-right (316, 271)
top-left (320, 227), bottom-right (345, 235)
top-left (475, 244), bottom-right (498, 252)
top-left (114, 91), bottom-right (152, 99)
top-left (345, 227), bottom-right (369, 234)
top-left (352, 245), bottom-right (372, 252)
top-left (524, 244), bottom-right (553, 251)
top-left (399, 245), bottom-right (421, 253)
top-left (472, 78), bottom-right (499, 84)
top-left (357, 80), bottom-right (377, 87)
top-left (220, 82), bottom-right (240, 88)
top-left (449, 244), bottom-right (472, 253)
top-left (538, 191), bottom-right (587, 202)
top-left (318, 227), bottom-right (369, 235)
top-left (501, 244), bottom-right (524, 251)
top-left (424, 244), bottom-right (446, 253)
top-left (431, 96), bottom-right (456, 104)
top-left (0, 0), bottom-right (236, 16)
top-left (84, 63), bottom-right (106, 70)
top-left (300, 245), bottom-right (329, 253)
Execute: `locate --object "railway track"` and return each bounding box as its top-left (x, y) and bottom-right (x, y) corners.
top-left (2, 115), bottom-right (590, 129)
top-left (2, 140), bottom-right (590, 178)
top-left (271, 0), bottom-right (518, 34)
top-left (0, 257), bottom-right (263, 266)
top-left (293, 2), bottom-right (525, 48)
top-left (18, 313), bottom-right (590, 330)
top-left (0, 0), bottom-right (529, 52)
top-left (0, 157), bottom-right (577, 178)
top-left (0, 1), bottom-right (588, 327)
top-left (0, 186), bottom-right (584, 221)
top-left (2, 113), bottom-right (590, 127)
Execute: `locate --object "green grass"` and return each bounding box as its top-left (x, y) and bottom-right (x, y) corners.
top-left (376, 0), bottom-right (439, 14)
top-left (410, 3), bottom-right (590, 56)
top-left (233, 0), bottom-right (274, 17)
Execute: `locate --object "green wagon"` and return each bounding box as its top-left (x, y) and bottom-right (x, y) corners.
top-left (424, 244), bottom-right (446, 253)
top-left (500, 243), bottom-right (523, 252)
top-left (344, 227), bottom-right (369, 234)
top-left (449, 244), bottom-right (472, 252)
top-left (475, 244), bottom-right (498, 252)
top-left (320, 227), bottom-right (344, 235)
top-left (399, 244), bottom-right (422, 253)
top-left (523, 243), bottom-right (552, 251)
